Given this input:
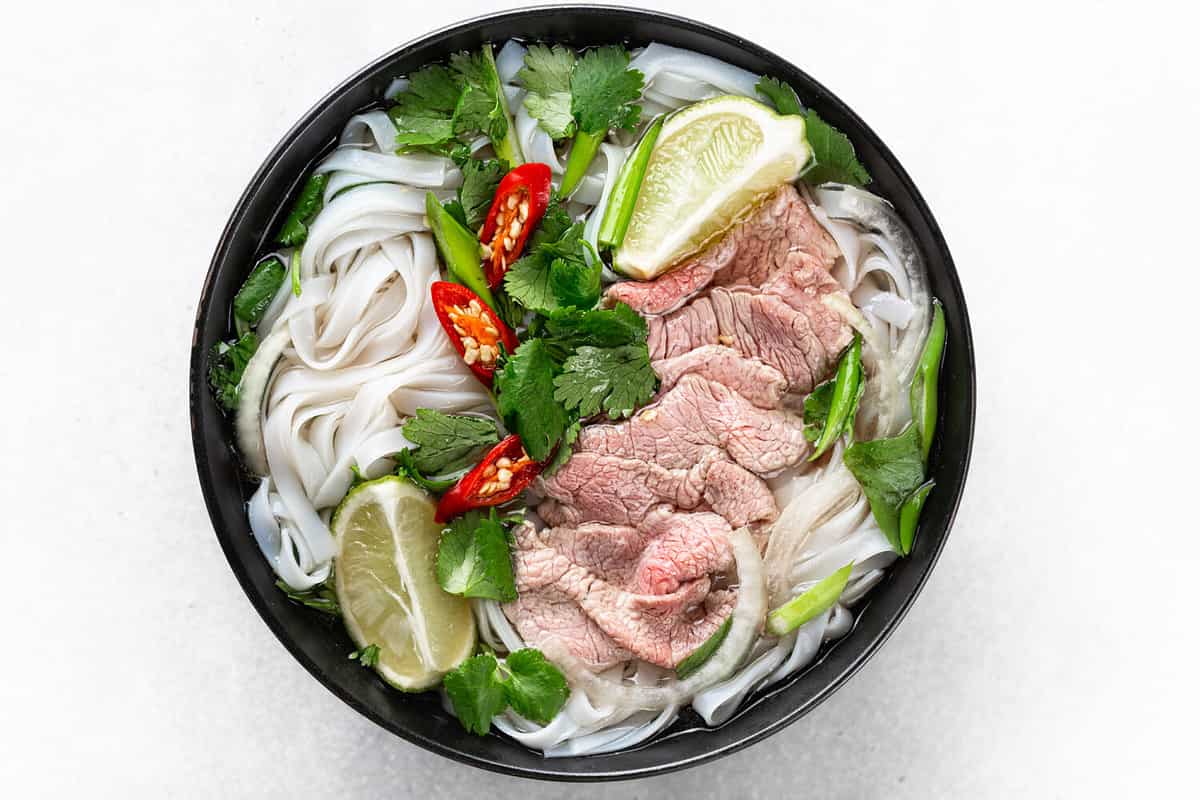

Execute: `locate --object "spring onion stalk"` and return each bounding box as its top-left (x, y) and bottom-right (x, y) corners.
top-left (559, 130), bottom-right (604, 199)
top-left (766, 562), bottom-right (853, 636)
top-left (910, 299), bottom-right (946, 461)
top-left (290, 250), bottom-right (302, 297)
top-left (809, 336), bottom-right (863, 461)
top-left (424, 191), bottom-right (497, 310)
top-left (597, 115), bottom-right (665, 249)
top-left (899, 480), bottom-right (934, 556)
top-left (675, 617), bottom-right (731, 679)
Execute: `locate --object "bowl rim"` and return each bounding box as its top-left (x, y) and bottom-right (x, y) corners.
top-left (190, 3), bottom-right (975, 782)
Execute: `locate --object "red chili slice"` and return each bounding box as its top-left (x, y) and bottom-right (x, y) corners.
top-left (431, 281), bottom-right (519, 387)
top-left (435, 435), bottom-right (543, 522)
top-left (479, 162), bottom-right (552, 288)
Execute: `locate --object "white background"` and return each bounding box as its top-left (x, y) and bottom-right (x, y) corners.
top-left (1, 1), bottom-right (1195, 796)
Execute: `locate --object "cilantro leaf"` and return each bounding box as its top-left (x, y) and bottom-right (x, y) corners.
top-left (458, 158), bottom-right (505, 230)
top-left (543, 418), bottom-right (581, 477)
top-left (549, 254), bottom-right (601, 310)
top-left (495, 339), bottom-right (571, 461)
top-left (453, 84), bottom-right (505, 141)
top-left (402, 408), bottom-right (501, 474)
top-left (570, 46), bottom-right (644, 134)
top-left (393, 449), bottom-right (461, 493)
top-left (504, 222), bottom-right (597, 314)
top-left (539, 302), bottom-right (647, 359)
top-left (208, 332), bottom-right (257, 411)
top-left (392, 114), bottom-right (456, 150)
top-left (519, 44), bottom-right (577, 139)
top-left (276, 172), bottom-right (330, 247)
top-left (501, 649), bottom-right (569, 724)
top-left (233, 257), bottom-right (286, 328)
top-left (554, 344), bottom-right (657, 420)
top-left (531, 198), bottom-right (573, 245)
top-left (803, 109), bottom-right (872, 186)
top-left (388, 47), bottom-right (516, 162)
top-left (843, 425), bottom-right (926, 552)
top-left (275, 576), bottom-right (340, 617)
top-left (756, 75), bottom-right (804, 116)
top-left (443, 653), bottom-right (508, 735)
top-left (349, 644), bottom-right (380, 667)
top-left (390, 64), bottom-right (462, 116)
top-left (436, 509), bottom-right (518, 602)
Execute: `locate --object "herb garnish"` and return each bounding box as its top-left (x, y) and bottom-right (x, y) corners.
top-left (443, 648), bottom-right (569, 734)
top-left (349, 644), bottom-right (381, 667)
top-left (436, 508), bottom-right (518, 602)
top-left (554, 344), bottom-right (657, 420)
top-left (401, 409), bottom-right (501, 474)
top-left (233, 257), bottom-right (286, 328)
top-left (275, 577), bottom-right (341, 617)
top-left (521, 45), bottom-right (644, 196)
top-left (494, 339), bottom-right (572, 462)
top-left (755, 75), bottom-right (871, 187)
top-left (276, 172), bottom-right (330, 247)
top-left (208, 332), bottom-right (257, 411)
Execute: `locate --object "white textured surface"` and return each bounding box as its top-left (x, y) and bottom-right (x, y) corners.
top-left (1, 1), bottom-right (1196, 796)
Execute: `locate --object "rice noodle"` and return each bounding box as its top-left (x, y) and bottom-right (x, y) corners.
top-left (233, 39), bottom-right (933, 756)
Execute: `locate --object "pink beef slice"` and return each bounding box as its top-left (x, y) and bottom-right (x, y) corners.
top-left (504, 514), bottom-right (736, 670)
top-left (646, 268), bottom-right (852, 392)
top-left (652, 345), bottom-right (787, 410)
top-left (539, 450), bottom-right (777, 529)
top-left (537, 452), bottom-right (708, 527)
top-left (576, 374), bottom-right (811, 474)
top-left (607, 184), bottom-right (839, 315)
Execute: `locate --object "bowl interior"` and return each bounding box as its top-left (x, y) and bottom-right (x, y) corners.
top-left (190, 5), bottom-right (974, 781)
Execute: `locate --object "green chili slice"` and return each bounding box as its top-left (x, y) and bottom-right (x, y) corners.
top-left (809, 336), bottom-right (863, 460)
top-left (425, 191), bottom-right (497, 310)
top-left (899, 480), bottom-right (935, 556)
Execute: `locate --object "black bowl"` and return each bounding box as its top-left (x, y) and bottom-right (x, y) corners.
top-left (189, 4), bottom-right (975, 782)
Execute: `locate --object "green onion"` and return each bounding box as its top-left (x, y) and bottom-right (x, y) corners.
top-left (290, 249), bottom-right (302, 297)
top-left (597, 115), bottom-right (664, 250)
top-left (766, 562), bottom-right (854, 636)
top-left (809, 336), bottom-right (863, 461)
top-left (675, 617), bottom-right (731, 679)
top-left (559, 130), bottom-right (604, 198)
top-left (911, 299), bottom-right (946, 462)
top-left (899, 480), bottom-right (934, 556)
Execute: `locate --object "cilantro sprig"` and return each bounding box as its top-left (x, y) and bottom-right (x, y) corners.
top-left (208, 332), bottom-right (257, 412)
top-left (520, 44), bottom-right (644, 197)
top-left (389, 45), bottom-right (522, 166)
top-left (436, 509), bottom-right (518, 602)
top-left (755, 75), bottom-right (871, 187)
top-left (443, 649), bottom-right (569, 734)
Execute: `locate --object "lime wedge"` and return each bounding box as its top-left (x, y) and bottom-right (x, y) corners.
top-left (333, 476), bottom-right (475, 690)
top-left (613, 95), bottom-right (812, 281)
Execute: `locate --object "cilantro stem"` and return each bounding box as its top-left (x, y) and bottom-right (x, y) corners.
top-left (559, 130), bottom-right (604, 198)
